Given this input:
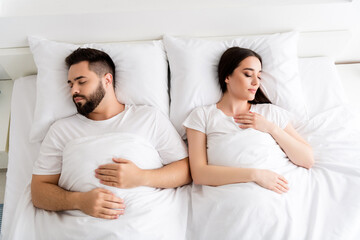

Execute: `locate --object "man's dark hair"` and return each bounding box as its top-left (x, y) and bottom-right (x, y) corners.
top-left (65, 48), bottom-right (116, 89)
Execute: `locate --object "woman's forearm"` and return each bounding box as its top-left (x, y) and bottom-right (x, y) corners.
top-left (191, 164), bottom-right (257, 186)
top-left (269, 125), bottom-right (314, 169)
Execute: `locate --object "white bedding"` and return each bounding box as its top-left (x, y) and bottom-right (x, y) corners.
top-left (189, 106), bottom-right (360, 240)
top-left (5, 132), bottom-right (190, 240)
top-left (3, 57), bottom-right (360, 240)
top-left (2, 76), bottom-right (40, 238)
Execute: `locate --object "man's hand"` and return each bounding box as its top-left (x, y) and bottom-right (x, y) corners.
top-left (95, 158), bottom-right (145, 188)
top-left (78, 188), bottom-right (125, 219)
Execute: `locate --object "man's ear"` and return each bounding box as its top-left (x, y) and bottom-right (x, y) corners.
top-left (103, 73), bottom-right (113, 88)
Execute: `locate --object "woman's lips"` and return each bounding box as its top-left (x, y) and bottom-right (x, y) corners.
top-left (248, 89), bottom-right (257, 94)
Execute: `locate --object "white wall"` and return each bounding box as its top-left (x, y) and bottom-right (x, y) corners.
top-left (0, 0), bottom-right (359, 63)
top-left (0, 0), bottom-right (351, 16)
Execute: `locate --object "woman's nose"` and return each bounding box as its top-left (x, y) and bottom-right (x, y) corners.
top-left (251, 76), bottom-right (259, 86)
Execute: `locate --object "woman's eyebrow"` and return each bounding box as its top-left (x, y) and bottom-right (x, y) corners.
top-left (243, 68), bottom-right (262, 73)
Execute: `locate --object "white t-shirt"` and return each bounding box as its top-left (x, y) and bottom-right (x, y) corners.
top-left (183, 103), bottom-right (291, 170)
top-left (34, 104), bottom-right (188, 175)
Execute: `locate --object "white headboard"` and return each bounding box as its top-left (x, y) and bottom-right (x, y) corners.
top-left (0, 0), bottom-right (359, 80)
top-left (0, 30), bottom-right (352, 81)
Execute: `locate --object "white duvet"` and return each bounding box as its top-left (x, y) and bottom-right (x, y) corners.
top-left (6, 133), bottom-right (190, 240)
top-left (188, 106), bottom-right (360, 240)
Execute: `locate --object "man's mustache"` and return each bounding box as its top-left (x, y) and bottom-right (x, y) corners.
top-left (73, 94), bottom-right (86, 100)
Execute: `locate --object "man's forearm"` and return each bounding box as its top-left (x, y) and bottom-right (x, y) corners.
top-left (31, 175), bottom-right (80, 211)
top-left (142, 158), bottom-right (191, 188)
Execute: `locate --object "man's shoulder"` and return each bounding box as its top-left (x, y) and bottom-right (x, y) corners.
top-left (50, 114), bottom-right (79, 129)
top-left (128, 104), bottom-right (166, 117)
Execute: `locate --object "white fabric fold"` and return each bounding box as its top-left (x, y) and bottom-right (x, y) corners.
top-left (188, 106), bottom-right (360, 240)
top-left (7, 133), bottom-right (190, 240)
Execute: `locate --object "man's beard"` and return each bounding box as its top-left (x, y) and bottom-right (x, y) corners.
top-left (73, 82), bottom-right (106, 116)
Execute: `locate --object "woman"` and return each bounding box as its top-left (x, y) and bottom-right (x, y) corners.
top-left (184, 47), bottom-right (314, 239)
top-left (185, 47), bottom-right (313, 192)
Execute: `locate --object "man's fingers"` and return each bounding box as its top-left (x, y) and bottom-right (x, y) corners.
top-left (100, 207), bottom-right (125, 216)
top-left (97, 211), bottom-right (122, 219)
top-left (102, 192), bottom-right (124, 203)
top-left (103, 201), bottom-right (125, 210)
top-left (100, 180), bottom-right (120, 188)
top-left (97, 164), bottom-right (119, 170)
top-left (97, 214), bottom-right (118, 220)
top-left (96, 188), bottom-right (124, 203)
top-left (97, 188), bottom-right (115, 195)
top-left (96, 173), bottom-right (116, 182)
top-left (95, 169), bottom-right (117, 176)
top-left (112, 158), bottom-right (129, 164)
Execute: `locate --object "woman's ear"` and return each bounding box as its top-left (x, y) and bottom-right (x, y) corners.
top-left (225, 76), bottom-right (230, 84)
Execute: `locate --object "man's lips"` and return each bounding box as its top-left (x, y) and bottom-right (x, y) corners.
top-left (73, 97), bottom-right (84, 103)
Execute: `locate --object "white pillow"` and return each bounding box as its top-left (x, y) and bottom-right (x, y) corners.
top-left (298, 57), bottom-right (347, 119)
top-left (28, 36), bottom-right (169, 142)
top-left (164, 32), bottom-right (308, 138)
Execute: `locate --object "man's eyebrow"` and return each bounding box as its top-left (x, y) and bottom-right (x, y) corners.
top-left (67, 76), bottom-right (86, 84)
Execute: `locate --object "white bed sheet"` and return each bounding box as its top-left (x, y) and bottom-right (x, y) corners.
top-left (2, 75), bottom-right (40, 238)
top-left (6, 132), bottom-right (190, 240)
top-left (2, 57), bottom-right (360, 239)
top-left (188, 104), bottom-right (360, 239)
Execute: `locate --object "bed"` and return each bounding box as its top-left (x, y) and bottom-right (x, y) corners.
top-left (1, 12), bottom-right (360, 240)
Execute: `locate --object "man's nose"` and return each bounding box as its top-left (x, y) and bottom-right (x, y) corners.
top-left (71, 85), bottom-right (80, 95)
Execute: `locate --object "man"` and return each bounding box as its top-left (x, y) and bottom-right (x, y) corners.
top-left (31, 48), bottom-right (191, 220)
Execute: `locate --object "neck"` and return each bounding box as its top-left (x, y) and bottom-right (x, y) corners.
top-left (217, 92), bottom-right (251, 116)
top-left (87, 92), bottom-right (125, 121)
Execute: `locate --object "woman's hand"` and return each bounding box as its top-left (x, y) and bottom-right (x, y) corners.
top-left (253, 169), bottom-right (289, 194)
top-left (234, 112), bottom-right (275, 133)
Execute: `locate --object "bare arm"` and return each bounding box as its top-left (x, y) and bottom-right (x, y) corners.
top-left (186, 128), bottom-right (289, 194)
top-left (95, 157), bottom-right (191, 189)
top-left (31, 174), bottom-right (125, 219)
top-left (236, 112), bottom-right (314, 169)
top-left (270, 123), bottom-right (314, 169)
top-left (142, 158), bottom-right (192, 188)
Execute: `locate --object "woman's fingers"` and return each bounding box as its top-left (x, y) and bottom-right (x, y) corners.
top-left (274, 185), bottom-right (287, 194)
top-left (273, 175), bottom-right (289, 194)
top-left (235, 119), bottom-right (253, 124)
top-left (279, 175), bottom-right (289, 184)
